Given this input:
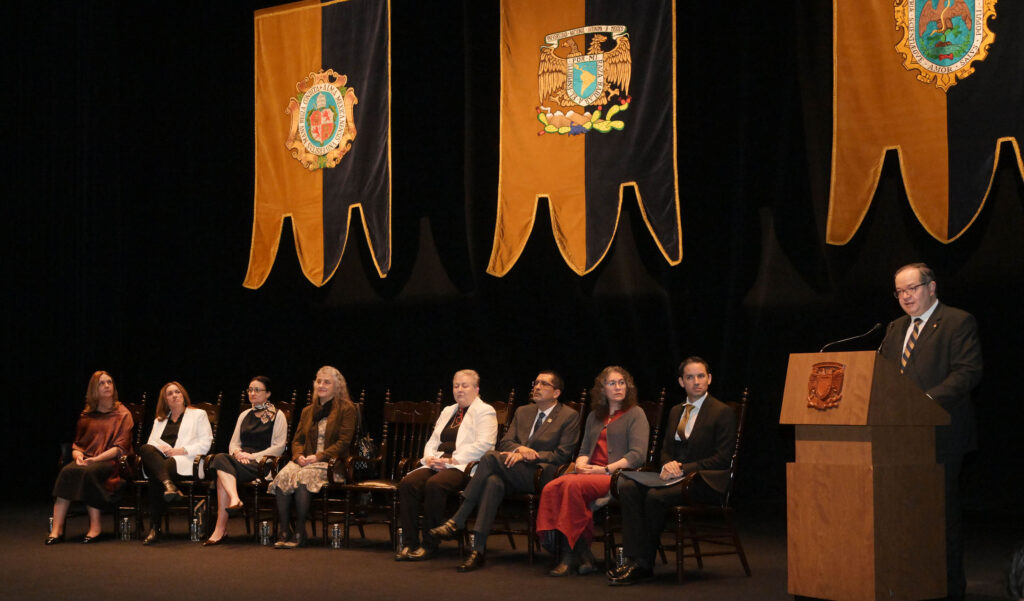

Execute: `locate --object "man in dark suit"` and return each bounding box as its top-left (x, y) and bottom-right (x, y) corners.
top-left (430, 370), bottom-right (581, 572)
top-left (609, 357), bottom-right (737, 585)
top-left (878, 263), bottom-right (982, 601)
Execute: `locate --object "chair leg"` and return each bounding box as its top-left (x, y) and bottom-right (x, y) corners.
top-left (603, 509), bottom-right (615, 567)
top-left (725, 513), bottom-right (752, 576)
top-left (689, 522), bottom-right (704, 569)
top-left (390, 491), bottom-right (399, 551)
top-left (343, 490), bottom-right (352, 548)
top-left (675, 511), bottom-right (686, 584)
top-left (526, 496), bottom-right (536, 565)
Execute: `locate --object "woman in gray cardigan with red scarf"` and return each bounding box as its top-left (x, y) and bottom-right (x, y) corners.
top-left (536, 366), bottom-right (649, 576)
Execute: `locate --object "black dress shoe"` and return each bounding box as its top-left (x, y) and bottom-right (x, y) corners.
top-left (202, 536), bottom-right (226, 546)
top-left (457, 550), bottom-right (486, 572)
top-left (162, 480), bottom-right (184, 503)
top-left (406, 546), bottom-right (437, 561)
top-left (81, 534), bottom-right (102, 544)
top-left (45, 534), bottom-right (65, 545)
top-left (577, 560), bottom-right (598, 575)
top-left (608, 563), bottom-right (654, 586)
top-left (428, 519), bottom-right (463, 541)
top-left (143, 528), bottom-right (160, 545)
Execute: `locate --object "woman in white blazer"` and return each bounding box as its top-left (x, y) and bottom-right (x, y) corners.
top-left (139, 381), bottom-right (213, 544)
top-left (395, 369), bottom-right (497, 561)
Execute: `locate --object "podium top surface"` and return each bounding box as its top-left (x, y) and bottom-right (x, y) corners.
top-left (779, 351), bottom-right (950, 426)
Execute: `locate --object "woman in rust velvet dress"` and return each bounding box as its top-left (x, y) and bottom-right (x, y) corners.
top-left (536, 366), bottom-right (649, 576)
top-left (47, 371), bottom-right (134, 544)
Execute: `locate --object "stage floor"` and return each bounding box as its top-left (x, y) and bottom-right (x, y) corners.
top-left (2, 502), bottom-right (1014, 600)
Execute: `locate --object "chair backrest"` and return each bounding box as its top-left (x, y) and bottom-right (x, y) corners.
top-left (576, 388), bottom-right (591, 424)
top-left (123, 393), bottom-right (148, 450)
top-left (378, 390), bottom-right (442, 480)
top-left (274, 391), bottom-right (299, 445)
top-left (638, 387), bottom-right (667, 467)
top-left (721, 387), bottom-right (749, 507)
top-left (191, 392), bottom-right (223, 445)
top-left (490, 389), bottom-right (517, 442)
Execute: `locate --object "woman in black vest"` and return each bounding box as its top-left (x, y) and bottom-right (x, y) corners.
top-left (203, 376), bottom-right (288, 545)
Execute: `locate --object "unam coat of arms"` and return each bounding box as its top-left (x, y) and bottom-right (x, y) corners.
top-left (807, 362), bottom-right (845, 411)
top-left (535, 25), bottom-right (632, 136)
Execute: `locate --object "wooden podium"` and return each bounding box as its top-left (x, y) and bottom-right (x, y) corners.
top-left (780, 351), bottom-right (949, 601)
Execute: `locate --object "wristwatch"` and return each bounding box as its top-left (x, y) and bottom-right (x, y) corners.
top-left (604, 466), bottom-right (610, 474)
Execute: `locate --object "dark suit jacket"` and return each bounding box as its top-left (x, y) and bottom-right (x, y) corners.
top-left (497, 402), bottom-right (580, 467)
top-left (661, 395), bottom-right (737, 494)
top-left (878, 302), bottom-right (982, 458)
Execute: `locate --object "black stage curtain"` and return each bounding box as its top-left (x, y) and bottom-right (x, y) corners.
top-left (6, 2), bottom-right (1022, 511)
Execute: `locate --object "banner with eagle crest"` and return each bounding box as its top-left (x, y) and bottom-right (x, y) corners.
top-left (245, 0), bottom-right (390, 289)
top-left (828, 0), bottom-right (1023, 245)
top-left (488, 0), bottom-right (680, 276)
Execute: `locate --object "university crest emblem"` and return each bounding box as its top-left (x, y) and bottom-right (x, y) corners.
top-left (894, 0), bottom-right (997, 91)
top-left (285, 69), bottom-right (358, 171)
top-left (807, 362), bottom-right (845, 411)
top-left (536, 25), bottom-right (632, 136)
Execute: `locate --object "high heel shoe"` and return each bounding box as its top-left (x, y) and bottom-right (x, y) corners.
top-left (202, 536), bottom-right (227, 546)
top-left (226, 502), bottom-right (243, 518)
top-left (81, 534), bottom-right (102, 544)
top-left (45, 534), bottom-right (65, 545)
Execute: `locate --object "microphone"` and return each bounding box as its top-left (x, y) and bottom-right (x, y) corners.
top-left (819, 322), bottom-right (883, 353)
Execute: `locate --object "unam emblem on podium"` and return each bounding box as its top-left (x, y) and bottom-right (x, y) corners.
top-left (807, 361), bottom-right (845, 410)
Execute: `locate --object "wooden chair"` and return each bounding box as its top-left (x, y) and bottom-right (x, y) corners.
top-left (222, 389), bottom-right (301, 539)
top-left (667, 388), bottom-right (751, 583)
top-left (490, 389), bottom-right (517, 441)
top-left (338, 391), bottom-right (442, 548)
top-left (480, 394), bottom-right (586, 564)
top-left (105, 394), bottom-right (146, 537)
top-left (120, 392), bottom-right (222, 538)
top-left (319, 392), bottom-right (367, 545)
top-left (598, 387), bottom-right (667, 566)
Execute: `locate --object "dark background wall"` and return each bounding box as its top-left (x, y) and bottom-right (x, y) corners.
top-left (7, 2), bottom-right (1022, 512)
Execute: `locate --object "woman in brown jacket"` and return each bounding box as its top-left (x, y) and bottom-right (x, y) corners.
top-left (268, 365), bottom-right (356, 548)
top-left (48, 371), bottom-right (134, 544)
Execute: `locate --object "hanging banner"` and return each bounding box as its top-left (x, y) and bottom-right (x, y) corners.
top-left (489, 0), bottom-right (680, 276)
top-left (828, 0), bottom-right (1023, 244)
top-left (245, 0), bottom-right (390, 289)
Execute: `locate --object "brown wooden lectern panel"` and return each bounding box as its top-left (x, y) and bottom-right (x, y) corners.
top-left (781, 351), bottom-right (949, 601)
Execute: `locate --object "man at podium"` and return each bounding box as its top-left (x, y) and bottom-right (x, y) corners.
top-left (878, 263), bottom-right (983, 601)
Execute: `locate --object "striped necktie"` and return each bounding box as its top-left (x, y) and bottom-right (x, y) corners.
top-left (676, 403), bottom-right (695, 440)
top-left (900, 318), bottom-right (923, 374)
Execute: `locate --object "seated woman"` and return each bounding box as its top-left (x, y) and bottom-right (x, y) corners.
top-left (395, 369), bottom-right (497, 561)
top-left (203, 375), bottom-right (287, 546)
top-left (536, 366), bottom-right (649, 576)
top-left (268, 365), bottom-right (356, 548)
top-left (48, 371), bottom-right (134, 544)
top-left (139, 381), bottom-right (213, 544)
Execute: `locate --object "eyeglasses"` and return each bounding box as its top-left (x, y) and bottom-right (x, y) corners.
top-left (247, 387), bottom-right (267, 394)
top-left (893, 282), bottom-right (927, 298)
top-left (531, 380), bottom-right (554, 388)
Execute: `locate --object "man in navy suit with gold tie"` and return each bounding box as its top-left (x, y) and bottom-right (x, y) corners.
top-left (609, 357), bottom-right (737, 585)
top-left (878, 263), bottom-right (982, 601)
top-left (430, 371), bottom-right (580, 572)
